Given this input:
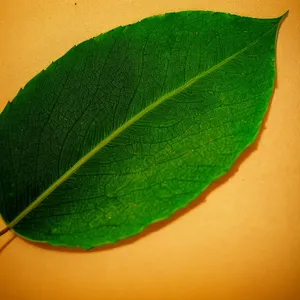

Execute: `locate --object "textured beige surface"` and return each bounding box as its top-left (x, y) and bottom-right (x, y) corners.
top-left (0, 1), bottom-right (300, 299)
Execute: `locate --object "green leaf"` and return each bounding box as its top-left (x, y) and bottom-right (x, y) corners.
top-left (0, 10), bottom-right (286, 249)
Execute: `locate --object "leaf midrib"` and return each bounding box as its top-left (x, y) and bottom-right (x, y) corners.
top-left (7, 24), bottom-right (277, 229)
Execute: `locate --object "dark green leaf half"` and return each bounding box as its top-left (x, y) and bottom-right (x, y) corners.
top-left (0, 10), bottom-right (286, 249)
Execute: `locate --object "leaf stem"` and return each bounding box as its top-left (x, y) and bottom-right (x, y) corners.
top-left (0, 227), bottom-right (10, 236)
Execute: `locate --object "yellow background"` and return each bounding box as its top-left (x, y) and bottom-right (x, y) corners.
top-left (0, 0), bottom-right (300, 299)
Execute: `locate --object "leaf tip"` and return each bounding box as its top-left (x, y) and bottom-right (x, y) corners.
top-left (279, 10), bottom-right (289, 21)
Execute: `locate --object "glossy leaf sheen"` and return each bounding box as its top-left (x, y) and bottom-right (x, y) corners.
top-left (0, 11), bottom-right (285, 248)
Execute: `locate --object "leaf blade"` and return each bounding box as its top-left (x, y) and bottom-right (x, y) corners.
top-left (0, 11), bottom-right (286, 248)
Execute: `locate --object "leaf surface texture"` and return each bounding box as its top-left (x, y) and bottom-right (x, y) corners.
top-left (0, 11), bottom-right (285, 248)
